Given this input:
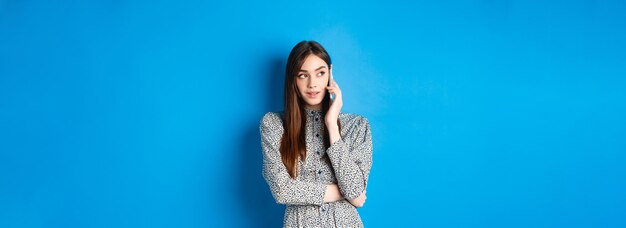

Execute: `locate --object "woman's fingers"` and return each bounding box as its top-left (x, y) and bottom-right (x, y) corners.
top-left (350, 192), bottom-right (366, 208)
top-left (328, 78), bottom-right (339, 89)
top-left (333, 78), bottom-right (340, 89)
top-left (324, 69), bottom-right (343, 126)
top-left (330, 68), bottom-right (334, 87)
top-left (326, 80), bottom-right (341, 94)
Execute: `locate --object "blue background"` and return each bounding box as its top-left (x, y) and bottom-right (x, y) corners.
top-left (1, 0), bottom-right (625, 227)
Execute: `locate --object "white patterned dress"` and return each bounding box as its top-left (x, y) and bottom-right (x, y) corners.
top-left (260, 108), bottom-right (373, 227)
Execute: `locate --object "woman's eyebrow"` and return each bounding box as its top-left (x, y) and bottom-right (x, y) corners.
top-left (299, 66), bottom-right (327, 73)
top-left (314, 66), bottom-right (327, 71)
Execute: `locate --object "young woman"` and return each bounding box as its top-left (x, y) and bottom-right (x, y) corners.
top-left (260, 41), bottom-right (373, 227)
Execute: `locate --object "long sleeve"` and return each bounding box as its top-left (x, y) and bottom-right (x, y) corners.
top-left (326, 116), bottom-right (373, 200)
top-left (260, 112), bottom-right (326, 206)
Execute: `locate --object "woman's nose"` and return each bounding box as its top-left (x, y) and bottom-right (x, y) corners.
top-left (307, 79), bottom-right (316, 88)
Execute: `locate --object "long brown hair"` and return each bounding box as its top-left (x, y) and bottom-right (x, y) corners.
top-left (281, 40), bottom-right (340, 179)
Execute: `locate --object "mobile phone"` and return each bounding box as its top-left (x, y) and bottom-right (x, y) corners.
top-left (329, 68), bottom-right (335, 101)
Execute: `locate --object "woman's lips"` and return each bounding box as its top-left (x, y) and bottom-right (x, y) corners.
top-left (306, 91), bottom-right (320, 98)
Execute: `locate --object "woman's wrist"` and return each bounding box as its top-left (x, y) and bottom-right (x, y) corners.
top-left (328, 126), bottom-right (341, 144)
top-left (326, 121), bottom-right (338, 131)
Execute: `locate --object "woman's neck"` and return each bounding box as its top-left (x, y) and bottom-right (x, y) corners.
top-left (305, 104), bottom-right (322, 111)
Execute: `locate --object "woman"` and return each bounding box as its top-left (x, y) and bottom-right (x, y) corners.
top-left (260, 40), bottom-right (373, 227)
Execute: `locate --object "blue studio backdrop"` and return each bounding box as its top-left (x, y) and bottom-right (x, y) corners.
top-left (1, 0), bottom-right (625, 227)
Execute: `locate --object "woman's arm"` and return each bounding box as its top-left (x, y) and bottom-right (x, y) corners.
top-left (261, 113), bottom-right (344, 205)
top-left (327, 118), bottom-right (372, 207)
top-left (323, 184), bottom-right (344, 203)
top-left (325, 76), bottom-right (374, 207)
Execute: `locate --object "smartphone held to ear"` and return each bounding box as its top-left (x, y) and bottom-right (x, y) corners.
top-left (329, 68), bottom-right (335, 101)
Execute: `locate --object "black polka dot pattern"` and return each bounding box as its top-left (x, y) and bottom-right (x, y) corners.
top-left (260, 109), bottom-right (373, 227)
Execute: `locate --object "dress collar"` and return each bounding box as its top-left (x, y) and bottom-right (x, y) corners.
top-left (304, 107), bottom-right (322, 118)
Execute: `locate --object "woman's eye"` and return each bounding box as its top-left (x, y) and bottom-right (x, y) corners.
top-left (317, 72), bottom-right (325, 77)
top-left (298, 74), bottom-right (307, 79)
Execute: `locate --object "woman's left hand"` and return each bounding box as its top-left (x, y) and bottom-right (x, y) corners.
top-left (349, 191), bottom-right (367, 208)
top-left (325, 69), bottom-right (342, 129)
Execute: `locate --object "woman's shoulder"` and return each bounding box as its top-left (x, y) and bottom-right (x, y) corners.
top-left (260, 111), bottom-right (284, 129)
top-left (260, 112), bottom-right (284, 144)
top-left (260, 111), bottom-right (368, 129)
top-left (339, 112), bottom-right (370, 128)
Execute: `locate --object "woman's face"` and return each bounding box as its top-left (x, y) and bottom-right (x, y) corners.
top-left (296, 54), bottom-right (330, 110)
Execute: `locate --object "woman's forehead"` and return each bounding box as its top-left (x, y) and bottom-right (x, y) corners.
top-left (301, 55), bottom-right (327, 71)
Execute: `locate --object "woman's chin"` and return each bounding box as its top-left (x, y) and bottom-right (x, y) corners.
top-left (304, 100), bottom-right (323, 109)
